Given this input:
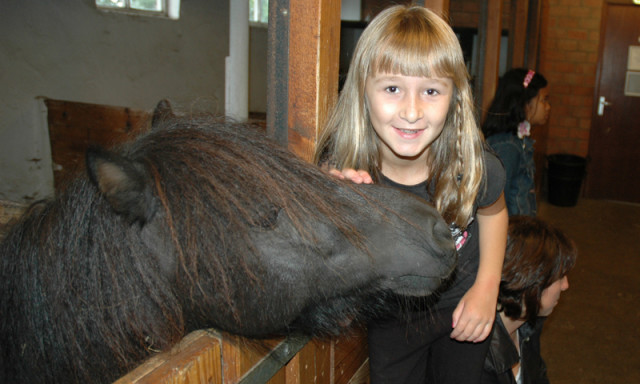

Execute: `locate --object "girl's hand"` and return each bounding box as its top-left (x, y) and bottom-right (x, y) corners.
top-left (328, 168), bottom-right (374, 184)
top-left (450, 282), bottom-right (497, 343)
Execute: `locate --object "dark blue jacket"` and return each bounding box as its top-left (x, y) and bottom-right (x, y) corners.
top-left (486, 133), bottom-right (536, 216)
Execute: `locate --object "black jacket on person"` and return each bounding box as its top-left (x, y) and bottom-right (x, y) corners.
top-left (481, 314), bottom-right (550, 384)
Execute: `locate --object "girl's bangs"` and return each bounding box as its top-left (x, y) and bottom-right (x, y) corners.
top-left (369, 26), bottom-right (458, 79)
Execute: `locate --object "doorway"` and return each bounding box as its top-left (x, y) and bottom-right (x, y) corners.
top-left (585, 2), bottom-right (640, 203)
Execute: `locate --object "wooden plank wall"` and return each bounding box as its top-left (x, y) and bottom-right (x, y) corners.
top-left (45, 99), bottom-right (151, 192)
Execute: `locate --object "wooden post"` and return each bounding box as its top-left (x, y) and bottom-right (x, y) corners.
top-left (508, 0), bottom-right (529, 68)
top-left (479, 0), bottom-right (503, 121)
top-left (267, 0), bottom-right (341, 162)
top-left (287, 0), bottom-right (341, 161)
top-left (525, 0), bottom-right (542, 69)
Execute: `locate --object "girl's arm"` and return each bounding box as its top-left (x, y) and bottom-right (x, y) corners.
top-left (450, 192), bottom-right (508, 343)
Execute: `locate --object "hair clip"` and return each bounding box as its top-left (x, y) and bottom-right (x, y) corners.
top-left (523, 70), bottom-right (535, 88)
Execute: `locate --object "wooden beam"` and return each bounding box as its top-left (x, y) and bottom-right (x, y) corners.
top-left (479, 0), bottom-right (503, 121)
top-left (526, 0), bottom-right (542, 69)
top-left (508, 0), bottom-right (529, 68)
top-left (286, 0), bottom-right (342, 162)
top-left (267, 0), bottom-right (341, 161)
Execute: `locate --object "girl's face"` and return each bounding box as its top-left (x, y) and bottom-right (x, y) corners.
top-left (538, 275), bottom-right (569, 317)
top-left (365, 72), bottom-right (453, 169)
top-left (525, 87), bottom-right (551, 126)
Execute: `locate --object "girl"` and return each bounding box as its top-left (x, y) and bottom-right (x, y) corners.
top-left (314, 5), bottom-right (508, 384)
top-left (481, 216), bottom-right (577, 384)
top-left (482, 68), bottom-right (550, 216)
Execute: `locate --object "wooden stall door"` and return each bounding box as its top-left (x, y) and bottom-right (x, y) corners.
top-left (585, 3), bottom-right (640, 203)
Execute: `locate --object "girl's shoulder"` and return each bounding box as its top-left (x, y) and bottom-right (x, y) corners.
top-left (477, 149), bottom-right (506, 206)
top-left (483, 147), bottom-right (506, 177)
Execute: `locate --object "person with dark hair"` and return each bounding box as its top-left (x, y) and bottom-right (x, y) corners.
top-left (482, 68), bottom-right (550, 216)
top-left (481, 216), bottom-right (577, 384)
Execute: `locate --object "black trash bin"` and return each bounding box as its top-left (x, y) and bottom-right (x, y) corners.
top-left (546, 154), bottom-right (587, 207)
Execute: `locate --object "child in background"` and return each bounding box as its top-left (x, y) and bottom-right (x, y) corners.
top-left (482, 68), bottom-right (550, 216)
top-left (314, 5), bottom-right (508, 383)
top-left (481, 216), bottom-right (577, 384)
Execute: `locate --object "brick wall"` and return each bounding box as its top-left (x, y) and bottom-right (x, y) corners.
top-left (538, 0), bottom-right (601, 156)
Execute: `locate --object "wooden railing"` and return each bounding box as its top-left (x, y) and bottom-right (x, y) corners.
top-left (115, 329), bottom-right (369, 384)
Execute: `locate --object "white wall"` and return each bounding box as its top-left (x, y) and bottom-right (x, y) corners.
top-left (341, 0), bottom-right (362, 20)
top-left (0, 0), bottom-right (229, 203)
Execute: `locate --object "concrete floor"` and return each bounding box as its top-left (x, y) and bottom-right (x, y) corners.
top-left (537, 198), bottom-right (640, 383)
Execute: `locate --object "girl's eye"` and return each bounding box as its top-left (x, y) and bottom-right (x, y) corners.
top-left (385, 86), bottom-right (399, 93)
top-left (425, 89), bottom-right (439, 96)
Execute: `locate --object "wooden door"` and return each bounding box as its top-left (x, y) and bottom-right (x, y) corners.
top-left (585, 2), bottom-right (640, 203)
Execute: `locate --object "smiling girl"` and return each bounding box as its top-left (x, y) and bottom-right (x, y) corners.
top-left (314, 5), bottom-right (508, 384)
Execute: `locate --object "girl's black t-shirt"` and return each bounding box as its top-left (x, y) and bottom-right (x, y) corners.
top-left (380, 150), bottom-right (506, 309)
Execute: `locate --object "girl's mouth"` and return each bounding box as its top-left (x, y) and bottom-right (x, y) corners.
top-left (396, 127), bottom-right (425, 133)
top-left (395, 127), bottom-right (425, 137)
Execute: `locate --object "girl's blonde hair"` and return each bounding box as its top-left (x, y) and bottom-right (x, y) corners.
top-left (315, 5), bottom-right (484, 228)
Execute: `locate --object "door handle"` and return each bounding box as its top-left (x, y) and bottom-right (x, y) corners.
top-left (597, 96), bottom-right (612, 116)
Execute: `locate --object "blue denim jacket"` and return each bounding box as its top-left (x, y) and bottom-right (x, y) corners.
top-left (486, 133), bottom-right (536, 216)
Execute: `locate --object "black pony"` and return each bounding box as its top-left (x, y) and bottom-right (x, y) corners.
top-left (0, 101), bottom-right (456, 383)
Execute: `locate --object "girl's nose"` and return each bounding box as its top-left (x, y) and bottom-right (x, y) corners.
top-left (400, 94), bottom-right (423, 123)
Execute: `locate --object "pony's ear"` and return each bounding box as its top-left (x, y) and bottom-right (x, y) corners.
top-left (151, 99), bottom-right (175, 130)
top-left (86, 146), bottom-right (157, 225)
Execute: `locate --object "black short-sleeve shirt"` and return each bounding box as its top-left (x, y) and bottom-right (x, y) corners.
top-left (380, 150), bottom-right (506, 308)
